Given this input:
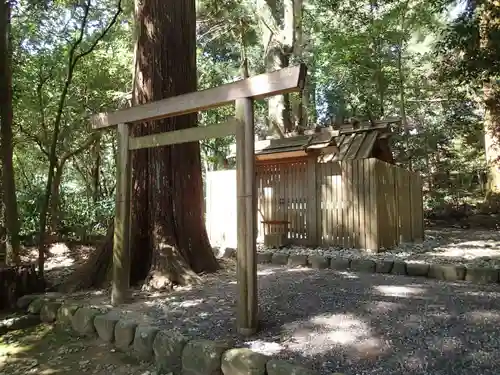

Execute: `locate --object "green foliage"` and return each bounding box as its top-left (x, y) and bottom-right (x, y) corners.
top-left (5, 0), bottom-right (498, 238)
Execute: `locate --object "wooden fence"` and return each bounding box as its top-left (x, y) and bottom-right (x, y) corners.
top-left (205, 158), bottom-right (424, 251)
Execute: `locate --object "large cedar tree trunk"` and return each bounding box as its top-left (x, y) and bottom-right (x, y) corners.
top-left (0, 0), bottom-right (21, 265)
top-left (61, 0), bottom-right (219, 292)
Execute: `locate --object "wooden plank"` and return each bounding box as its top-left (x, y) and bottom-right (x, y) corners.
top-left (129, 118), bottom-right (240, 150)
top-left (308, 160), bottom-right (318, 245)
top-left (347, 162), bottom-right (354, 247)
top-left (255, 169), bottom-right (262, 240)
top-left (333, 135), bottom-right (354, 161)
top-left (344, 133), bottom-right (366, 160)
top-left (262, 166), bottom-right (269, 235)
top-left (111, 124), bottom-right (131, 306)
top-left (339, 162), bottom-right (345, 248)
top-left (331, 163), bottom-right (337, 244)
top-left (329, 164), bottom-right (336, 245)
top-left (368, 158), bottom-right (379, 251)
top-left (395, 167), bottom-right (401, 244)
top-left (402, 169), bottom-right (412, 242)
top-left (322, 164), bottom-right (328, 244)
top-left (92, 64), bottom-right (307, 129)
top-left (358, 159), bottom-right (367, 249)
top-left (411, 172), bottom-right (418, 241)
top-left (334, 163), bottom-right (341, 246)
top-left (380, 160), bottom-right (389, 249)
top-left (334, 163), bottom-right (339, 245)
top-left (352, 160), bottom-right (359, 248)
top-left (317, 164), bottom-right (324, 245)
top-left (330, 163), bottom-right (336, 245)
top-left (282, 164), bottom-right (288, 238)
top-left (357, 131), bottom-right (378, 159)
top-left (343, 162), bottom-right (349, 247)
top-left (379, 161), bottom-right (389, 248)
top-left (388, 164), bottom-right (397, 248)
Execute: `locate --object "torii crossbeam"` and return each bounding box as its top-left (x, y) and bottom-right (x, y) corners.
top-left (90, 64), bottom-right (307, 335)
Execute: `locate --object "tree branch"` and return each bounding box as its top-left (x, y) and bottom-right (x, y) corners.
top-left (72, 0), bottom-right (123, 67)
top-left (37, 62), bottom-right (55, 141)
top-left (72, 157), bottom-right (92, 196)
top-left (18, 124), bottom-right (49, 158)
top-left (60, 133), bottom-right (99, 166)
top-left (37, 0), bottom-right (123, 276)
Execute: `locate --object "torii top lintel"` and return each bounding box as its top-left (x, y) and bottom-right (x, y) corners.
top-left (90, 63), bottom-right (307, 130)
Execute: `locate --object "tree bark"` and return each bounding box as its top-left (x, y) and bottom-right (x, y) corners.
top-left (479, 0), bottom-right (500, 199)
top-left (135, 0), bottom-right (218, 289)
top-left (483, 81), bottom-right (500, 196)
top-left (258, 0), bottom-right (290, 137)
top-left (0, 0), bottom-right (21, 265)
top-left (61, 0), bottom-right (219, 292)
top-left (92, 135), bottom-right (101, 203)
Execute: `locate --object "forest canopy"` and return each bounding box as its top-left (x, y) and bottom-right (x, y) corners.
top-left (0, 0), bottom-right (499, 267)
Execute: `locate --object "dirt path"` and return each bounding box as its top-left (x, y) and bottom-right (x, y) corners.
top-left (0, 324), bottom-right (156, 375)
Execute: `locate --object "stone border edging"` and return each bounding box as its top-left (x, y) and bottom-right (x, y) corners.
top-left (257, 252), bottom-right (500, 284)
top-left (15, 294), bottom-right (324, 375)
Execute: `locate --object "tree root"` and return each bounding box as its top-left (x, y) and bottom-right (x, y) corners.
top-left (58, 222), bottom-right (212, 294)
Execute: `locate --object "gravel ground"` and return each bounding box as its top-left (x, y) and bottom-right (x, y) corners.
top-left (30, 227), bottom-right (500, 374)
top-left (65, 258), bottom-right (500, 375)
top-left (256, 228), bottom-right (500, 268)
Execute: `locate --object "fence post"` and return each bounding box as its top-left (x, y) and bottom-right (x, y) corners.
top-left (368, 158), bottom-right (379, 252)
top-left (235, 98), bottom-right (258, 335)
top-left (111, 123), bottom-right (131, 306)
top-left (307, 156), bottom-right (318, 245)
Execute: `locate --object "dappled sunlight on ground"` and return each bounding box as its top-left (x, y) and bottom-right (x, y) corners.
top-left (334, 271), bottom-right (359, 279)
top-left (0, 324), bottom-right (155, 375)
top-left (246, 340), bottom-right (285, 355)
top-left (55, 261), bottom-right (500, 374)
top-left (257, 268), bottom-right (277, 276)
top-left (15, 229), bottom-right (500, 375)
top-left (426, 240), bottom-right (500, 260)
top-left (465, 310), bottom-right (500, 323)
top-left (386, 229), bottom-right (500, 267)
top-left (374, 284), bottom-right (427, 298)
top-left (283, 313), bottom-right (389, 359)
top-left (285, 267), bottom-right (314, 273)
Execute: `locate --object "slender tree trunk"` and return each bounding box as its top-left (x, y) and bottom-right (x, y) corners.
top-left (258, 0), bottom-right (289, 137)
top-left (0, 166), bottom-right (6, 264)
top-left (38, 0), bottom-right (122, 281)
top-left (92, 135), bottom-right (101, 203)
top-left (291, 0), bottom-right (306, 130)
top-left (0, 0), bottom-right (21, 265)
top-left (483, 81), bottom-right (500, 196)
top-left (49, 164), bottom-right (64, 233)
top-left (266, 45), bottom-right (290, 135)
top-left (60, 0), bottom-right (218, 292)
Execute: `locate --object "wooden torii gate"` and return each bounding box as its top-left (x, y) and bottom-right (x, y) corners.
top-left (90, 64), bottom-right (306, 335)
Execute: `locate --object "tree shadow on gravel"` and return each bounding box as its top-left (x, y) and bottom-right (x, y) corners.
top-left (386, 228), bottom-right (500, 267)
top-left (29, 252), bottom-right (500, 375)
top-left (248, 267), bottom-right (500, 375)
top-left (109, 264), bottom-right (500, 375)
